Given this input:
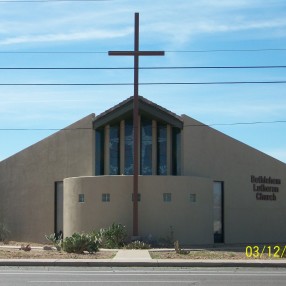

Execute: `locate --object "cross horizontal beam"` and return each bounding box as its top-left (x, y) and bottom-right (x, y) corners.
top-left (108, 51), bottom-right (165, 56)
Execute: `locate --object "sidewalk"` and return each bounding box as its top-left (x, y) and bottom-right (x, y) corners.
top-left (113, 249), bottom-right (152, 261)
top-left (0, 248), bottom-right (286, 267)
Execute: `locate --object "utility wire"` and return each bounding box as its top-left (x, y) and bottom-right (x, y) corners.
top-left (0, 65), bottom-right (286, 69)
top-left (0, 0), bottom-right (110, 2)
top-left (166, 48), bottom-right (286, 53)
top-left (0, 48), bottom-right (285, 54)
top-left (0, 51), bottom-right (106, 54)
top-left (0, 81), bottom-right (285, 85)
top-left (1, 120), bottom-right (286, 131)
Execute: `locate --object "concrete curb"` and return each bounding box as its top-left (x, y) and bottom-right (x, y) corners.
top-left (0, 259), bottom-right (286, 267)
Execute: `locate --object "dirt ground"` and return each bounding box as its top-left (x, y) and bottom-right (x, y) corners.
top-left (150, 249), bottom-right (286, 260)
top-left (0, 242), bottom-right (116, 259)
top-left (150, 250), bottom-right (246, 260)
top-left (1, 242), bottom-right (285, 260)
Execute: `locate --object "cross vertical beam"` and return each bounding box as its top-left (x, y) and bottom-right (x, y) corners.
top-left (133, 12), bottom-right (140, 237)
top-left (109, 12), bottom-right (165, 237)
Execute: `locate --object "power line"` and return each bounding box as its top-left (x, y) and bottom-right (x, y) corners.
top-left (0, 48), bottom-right (285, 54)
top-left (0, 0), bottom-right (110, 2)
top-left (0, 65), bottom-right (286, 70)
top-left (191, 120), bottom-right (286, 127)
top-left (1, 120), bottom-right (286, 131)
top-left (166, 48), bottom-right (286, 53)
top-left (0, 81), bottom-right (286, 85)
top-left (0, 51), bottom-right (106, 54)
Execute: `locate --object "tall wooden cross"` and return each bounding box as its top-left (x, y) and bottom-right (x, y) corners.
top-left (109, 12), bottom-right (165, 236)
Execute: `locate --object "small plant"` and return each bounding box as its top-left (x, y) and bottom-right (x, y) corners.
top-left (20, 244), bottom-right (31, 251)
top-left (0, 221), bottom-right (10, 242)
top-left (97, 223), bottom-right (127, 249)
top-left (45, 233), bottom-right (62, 251)
top-left (124, 240), bottom-right (151, 249)
top-left (157, 226), bottom-right (175, 248)
top-left (174, 240), bottom-right (189, 255)
top-left (62, 232), bottom-right (99, 254)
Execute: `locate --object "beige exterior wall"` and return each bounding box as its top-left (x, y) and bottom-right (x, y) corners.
top-left (0, 114), bottom-right (95, 242)
top-left (63, 175), bottom-right (213, 245)
top-left (0, 109), bottom-right (286, 245)
top-left (182, 115), bottom-right (286, 244)
top-left (139, 176), bottom-right (213, 245)
top-left (64, 176), bottom-right (133, 237)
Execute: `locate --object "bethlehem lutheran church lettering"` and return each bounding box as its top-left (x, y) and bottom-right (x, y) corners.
top-left (251, 175), bottom-right (281, 201)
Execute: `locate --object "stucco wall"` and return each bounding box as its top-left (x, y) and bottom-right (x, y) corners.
top-left (0, 114), bottom-right (95, 242)
top-left (63, 175), bottom-right (213, 245)
top-left (182, 115), bottom-right (286, 244)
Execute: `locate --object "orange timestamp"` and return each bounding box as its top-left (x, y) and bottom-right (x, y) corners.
top-left (245, 245), bottom-right (286, 258)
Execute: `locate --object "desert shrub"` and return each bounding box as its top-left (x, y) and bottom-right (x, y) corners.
top-left (0, 222), bottom-right (10, 242)
top-left (45, 233), bottom-right (62, 251)
top-left (124, 240), bottom-right (151, 249)
top-left (174, 240), bottom-right (189, 255)
top-left (62, 232), bottom-right (99, 254)
top-left (97, 223), bottom-right (127, 249)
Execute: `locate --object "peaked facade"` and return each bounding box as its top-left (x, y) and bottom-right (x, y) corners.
top-left (0, 97), bottom-right (285, 245)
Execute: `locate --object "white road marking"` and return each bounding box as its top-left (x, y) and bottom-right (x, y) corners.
top-left (29, 281), bottom-right (198, 284)
top-left (0, 272), bottom-right (286, 276)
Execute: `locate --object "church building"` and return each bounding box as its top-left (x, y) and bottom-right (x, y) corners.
top-left (0, 96), bottom-right (285, 245)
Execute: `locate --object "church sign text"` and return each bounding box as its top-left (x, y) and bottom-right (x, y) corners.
top-left (251, 175), bottom-right (281, 201)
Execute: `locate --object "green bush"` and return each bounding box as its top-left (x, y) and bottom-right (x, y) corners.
top-left (97, 223), bottom-right (127, 249)
top-left (124, 240), bottom-right (151, 249)
top-left (45, 233), bottom-right (62, 251)
top-left (62, 232), bottom-right (99, 254)
top-left (0, 222), bottom-right (10, 242)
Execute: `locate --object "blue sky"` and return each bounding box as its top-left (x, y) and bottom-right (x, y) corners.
top-left (0, 0), bottom-right (286, 163)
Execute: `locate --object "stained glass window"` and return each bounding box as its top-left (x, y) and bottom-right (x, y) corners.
top-left (157, 123), bottom-right (167, 175)
top-left (95, 129), bottom-right (104, 175)
top-left (172, 127), bottom-right (181, 175)
top-left (124, 119), bottom-right (133, 175)
top-left (140, 118), bottom-right (152, 175)
top-left (109, 124), bottom-right (120, 175)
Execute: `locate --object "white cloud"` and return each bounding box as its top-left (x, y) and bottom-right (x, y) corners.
top-left (0, 27), bottom-right (133, 45)
top-left (1, 0), bottom-right (285, 47)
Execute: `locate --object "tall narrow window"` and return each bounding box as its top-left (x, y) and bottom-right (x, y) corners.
top-left (172, 127), bottom-right (181, 175)
top-left (124, 118), bottom-right (133, 175)
top-left (55, 181), bottom-right (63, 236)
top-left (141, 118), bottom-right (152, 175)
top-left (109, 124), bottom-right (120, 175)
top-left (95, 129), bottom-right (104, 175)
top-left (213, 181), bottom-right (224, 243)
top-left (157, 123), bottom-right (167, 175)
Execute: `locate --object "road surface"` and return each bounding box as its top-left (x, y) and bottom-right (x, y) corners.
top-left (0, 266), bottom-right (286, 285)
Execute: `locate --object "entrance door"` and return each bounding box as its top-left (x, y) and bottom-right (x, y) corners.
top-left (55, 181), bottom-right (63, 237)
top-left (213, 181), bottom-right (224, 243)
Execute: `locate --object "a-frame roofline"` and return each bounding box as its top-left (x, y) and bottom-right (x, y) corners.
top-left (93, 96), bottom-right (183, 129)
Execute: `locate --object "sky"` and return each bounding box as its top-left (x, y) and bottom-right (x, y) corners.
top-left (0, 0), bottom-right (286, 163)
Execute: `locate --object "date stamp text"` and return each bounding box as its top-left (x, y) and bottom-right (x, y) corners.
top-left (246, 245), bottom-right (286, 258)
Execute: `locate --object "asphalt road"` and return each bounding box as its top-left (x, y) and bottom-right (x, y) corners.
top-left (0, 267), bottom-right (286, 285)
